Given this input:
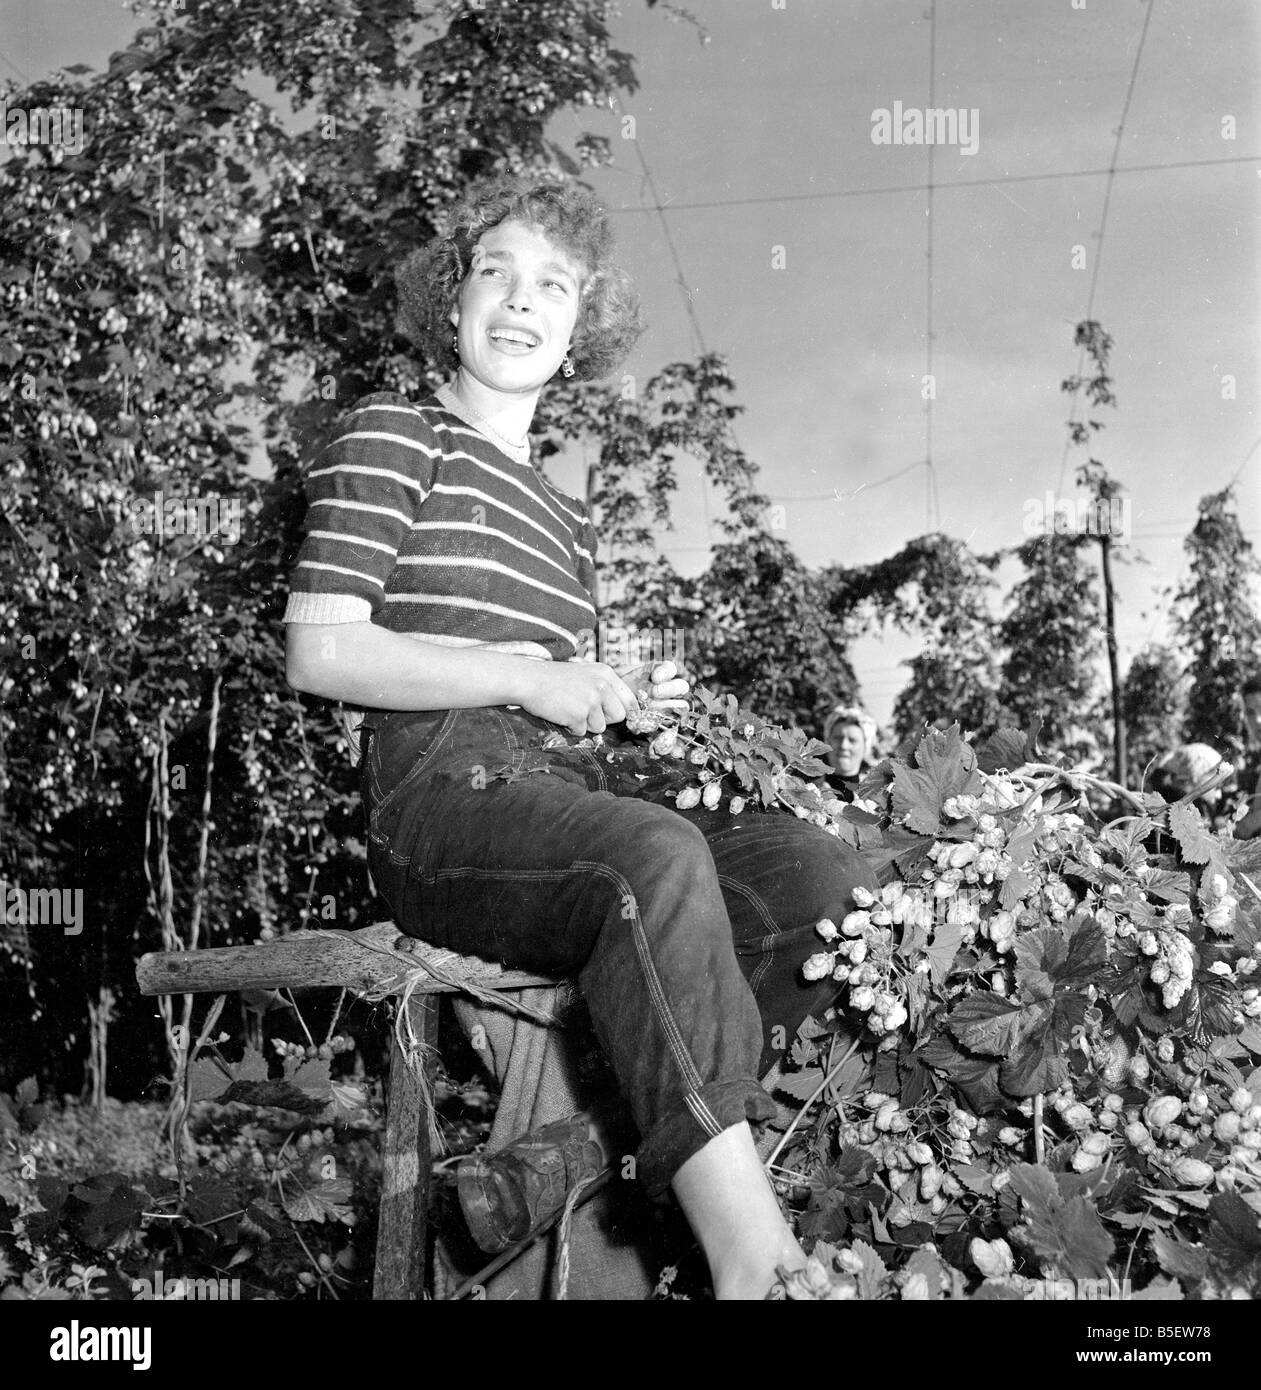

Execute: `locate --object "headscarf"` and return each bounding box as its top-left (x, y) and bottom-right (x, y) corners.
top-left (822, 704), bottom-right (879, 764)
top-left (1153, 743), bottom-right (1227, 798)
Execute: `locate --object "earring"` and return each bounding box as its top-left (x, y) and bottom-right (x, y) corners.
top-left (451, 333), bottom-right (460, 357)
top-left (561, 354), bottom-right (575, 379)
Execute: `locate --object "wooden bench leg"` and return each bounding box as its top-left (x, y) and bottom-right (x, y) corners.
top-left (373, 992), bottom-right (440, 1300)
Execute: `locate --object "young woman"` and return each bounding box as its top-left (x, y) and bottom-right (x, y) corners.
top-left (285, 176), bottom-right (876, 1299)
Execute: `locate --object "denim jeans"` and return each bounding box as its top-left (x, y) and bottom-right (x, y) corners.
top-left (363, 705), bottom-right (877, 1197)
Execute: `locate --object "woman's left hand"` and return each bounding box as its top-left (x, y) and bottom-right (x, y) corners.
top-left (621, 659), bottom-right (690, 716)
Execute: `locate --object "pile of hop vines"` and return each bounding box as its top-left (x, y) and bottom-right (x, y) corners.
top-left (615, 694), bottom-right (1261, 1293)
top-left (615, 687), bottom-right (1258, 1067)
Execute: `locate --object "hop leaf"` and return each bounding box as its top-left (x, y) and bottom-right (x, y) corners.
top-left (1168, 802), bottom-right (1216, 866)
top-left (888, 725), bottom-right (982, 835)
top-left (330, 1080), bottom-right (368, 1122)
top-left (845, 1238), bottom-right (888, 1300)
top-left (1008, 1163), bottom-right (1114, 1279)
top-left (774, 1066), bottom-right (827, 1102)
top-left (281, 1175), bottom-right (354, 1225)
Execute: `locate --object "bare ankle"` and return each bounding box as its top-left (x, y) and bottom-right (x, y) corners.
top-left (713, 1243), bottom-right (807, 1301)
top-left (671, 1123), bottom-right (807, 1300)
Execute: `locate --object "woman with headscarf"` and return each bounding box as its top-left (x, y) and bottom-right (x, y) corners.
top-left (820, 703), bottom-right (879, 798)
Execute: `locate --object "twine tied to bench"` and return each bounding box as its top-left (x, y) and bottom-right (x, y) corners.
top-left (352, 932), bottom-right (563, 1152)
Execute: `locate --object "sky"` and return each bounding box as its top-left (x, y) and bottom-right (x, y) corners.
top-left (2, 0), bottom-right (1258, 729)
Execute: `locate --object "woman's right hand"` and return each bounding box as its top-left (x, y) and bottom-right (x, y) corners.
top-left (517, 660), bottom-right (642, 737)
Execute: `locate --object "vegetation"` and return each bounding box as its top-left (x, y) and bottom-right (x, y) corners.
top-left (601, 709), bottom-right (1261, 1298)
top-left (1, 0), bottom-right (1258, 1301)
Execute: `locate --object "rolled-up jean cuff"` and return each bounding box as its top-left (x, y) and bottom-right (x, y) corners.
top-left (636, 1079), bottom-right (780, 1199)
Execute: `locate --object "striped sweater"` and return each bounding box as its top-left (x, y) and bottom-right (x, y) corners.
top-left (283, 389), bottom-right (598, 662)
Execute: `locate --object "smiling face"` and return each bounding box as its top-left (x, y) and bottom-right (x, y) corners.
top-left (830, 722), bottom-right (867, 777)
top-left (449, 218), bottom-right (584, 400)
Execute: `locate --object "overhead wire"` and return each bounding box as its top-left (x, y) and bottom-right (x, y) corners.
top-left (608, 9), bottom-right (1232, 540)
top-left (608, 4), bottom-right (1238, 713)
top-left (1055, 0), bottom-right (1157, 495)
top-left (625, 126), bottom-right (735, 554)
top-left (0, 50), bottom-right (34, 85)
top-left (621, 2), bottom-right (953, 544)
top-left (606, 155), bottom-right (1256, 217)
top-left (1227, 435), bottom-right (1261, 488)
top-left (767, 458), bottom-right (928, 504)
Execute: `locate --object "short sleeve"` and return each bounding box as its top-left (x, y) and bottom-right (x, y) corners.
top-left (284, 393), bottom-right (438, 624)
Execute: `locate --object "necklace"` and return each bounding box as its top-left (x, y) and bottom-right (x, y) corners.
top-left (442, 383), bottom-right (530, 454)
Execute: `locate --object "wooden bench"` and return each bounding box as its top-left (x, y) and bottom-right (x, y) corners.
top-left (136, 921), bottom-right (559, 1300)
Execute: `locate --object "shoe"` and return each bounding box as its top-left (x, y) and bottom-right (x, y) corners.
top-left (457, 1114), bottom-right (606, 1254)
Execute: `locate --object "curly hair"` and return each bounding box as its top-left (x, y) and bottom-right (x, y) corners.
top-left (394, 174), bottom-right (643, 382)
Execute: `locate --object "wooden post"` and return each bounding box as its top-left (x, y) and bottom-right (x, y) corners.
top-left (373, 992), bottom-right (440, 1300)
top-left (1099, 529), bottom-right (1127, 786)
